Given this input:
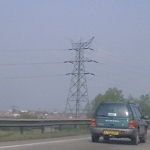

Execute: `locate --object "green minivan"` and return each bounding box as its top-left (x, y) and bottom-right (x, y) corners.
top-left (90, 102), bottom-right (148, 145)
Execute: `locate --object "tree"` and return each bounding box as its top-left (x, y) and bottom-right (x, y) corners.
top-left (138, 94), bottom-right (150, 117)
top-left (126, 94), bottom-right (138, 103)
top-left (103, 87), bottom-right (124, 102)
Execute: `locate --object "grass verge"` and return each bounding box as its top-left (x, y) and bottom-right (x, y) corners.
top-left (0, 128), bottom-right (90, 142)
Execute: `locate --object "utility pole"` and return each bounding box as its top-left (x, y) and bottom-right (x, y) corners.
top-left (10, 106), bottom-right (17, 116)
top-left (65, 37), bottom-right (97, 118)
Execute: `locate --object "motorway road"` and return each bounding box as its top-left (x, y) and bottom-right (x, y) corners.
top-left (0, 132), bottom-right (150, 150)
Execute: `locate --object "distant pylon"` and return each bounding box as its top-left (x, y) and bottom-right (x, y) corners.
top-left (65, 37), bottom-right (97, 118)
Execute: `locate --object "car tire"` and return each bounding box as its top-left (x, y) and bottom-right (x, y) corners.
top-left (103, 135), bottom-right (110, 142)
top-left (92, 135), bottom-right (99, 142)
top-left (140, 129), bottom-right (147, 143)
top-left (140, 134), bottom-right (147, 143)
top-left (131, 131), bottom-right (139, 145)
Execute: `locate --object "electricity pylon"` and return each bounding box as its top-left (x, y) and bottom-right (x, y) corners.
top-left (65, 37), bottom-right (97, 118)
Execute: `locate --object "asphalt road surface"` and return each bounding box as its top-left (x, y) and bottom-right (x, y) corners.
top-left (0, 132), bottom-right (150, 150)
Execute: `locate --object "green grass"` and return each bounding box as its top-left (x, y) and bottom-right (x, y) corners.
top-left (0, 128), bottom-right (90, 142)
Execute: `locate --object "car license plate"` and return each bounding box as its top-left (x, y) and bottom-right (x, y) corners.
top-left (103, 130), bottom-right (119, 135)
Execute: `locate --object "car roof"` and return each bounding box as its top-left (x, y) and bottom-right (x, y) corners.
top-left (101, 101), bottom-right (126, 103)
top-left (100, 101), bottom-right (135, 105)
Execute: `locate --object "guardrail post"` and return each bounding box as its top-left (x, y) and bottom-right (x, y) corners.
top-left (59, 125), bottom-right (62, 131)
top-left (41, 126), bottom-right (45, 133)
top-left (20, 127), bottom-right (24, 134)
top-left (74, 125), bottom-right (77, 129)
top-left (87, 124), bottom-right (90, 130)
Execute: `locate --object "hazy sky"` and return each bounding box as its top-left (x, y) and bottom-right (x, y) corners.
top-left (0, 0), bottom-right (150, 112)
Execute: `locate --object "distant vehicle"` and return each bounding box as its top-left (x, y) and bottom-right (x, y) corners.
top-left (90, 101), bottom-right (148, 145)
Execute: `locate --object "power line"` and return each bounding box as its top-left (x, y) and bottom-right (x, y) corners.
top-left (100, 63), bottom-right (150, 77)
top-left (1, 74), bottom-right (66, 80)
top-left (88, 75), bottom-right (150, 95)
top-left (85, 59), bottom-right (150, 78)
top-left (0, 62), bottom-right (64, 66)
top-left (0, 49), bottom-right (68, 52)
top-left (90, 50), bottom-right (150, 71)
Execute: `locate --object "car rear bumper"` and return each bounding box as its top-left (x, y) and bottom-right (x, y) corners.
top-left (90, 126), bottom-right (138, 138)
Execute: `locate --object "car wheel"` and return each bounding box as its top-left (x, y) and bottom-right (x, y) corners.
top-left (140, 129), bottom-right (147, 143)
top-left (103, 135), bottom-right (110, 142)
top-left (92, 135), bottom-right (99, 142)
top-left (131, 131), bottom-right (139, 145)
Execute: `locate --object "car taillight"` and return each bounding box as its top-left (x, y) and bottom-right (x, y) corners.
top-left (129, 120), bottom-right (136, 128)
top-left (91, 118), bottom-right (96, 126)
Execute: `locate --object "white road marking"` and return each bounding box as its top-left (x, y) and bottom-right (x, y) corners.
top-left (0, 131), bottom-right (150, 149)
top-left (0, 137), bottom-right (90, 149)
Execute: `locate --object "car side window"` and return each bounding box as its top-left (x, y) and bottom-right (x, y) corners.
top-left (130, 105), bottom-right (136, 117)
top-left (133, 106), bottom-right (142, 118)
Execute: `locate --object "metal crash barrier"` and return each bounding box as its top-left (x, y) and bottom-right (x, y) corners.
top-left (0, 119), bottom-right (149, 134)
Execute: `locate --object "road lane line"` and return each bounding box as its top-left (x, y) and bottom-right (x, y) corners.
top-left (0, 137), bottom-right (90, 149)
top-left (0, 131), bottom-right (150, 149)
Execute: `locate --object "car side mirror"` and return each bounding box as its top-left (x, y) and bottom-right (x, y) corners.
top-left (142, 115), bottom-right (148, 119)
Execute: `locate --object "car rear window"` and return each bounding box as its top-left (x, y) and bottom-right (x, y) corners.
top-left (96, 103), bottom-right (130, 118)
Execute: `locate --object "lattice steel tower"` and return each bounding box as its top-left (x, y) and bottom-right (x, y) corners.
top-left (65, 37), bottom-right (96, 118)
